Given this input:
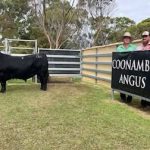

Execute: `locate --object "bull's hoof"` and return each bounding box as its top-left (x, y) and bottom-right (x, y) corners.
top-left (41, 88), bottom-right (47, 91)
top-left (41, 84), bottom-right (47, 91)
top-left (40, 87), bottom-right (47, 91)
top-left (1, 90), bottom-right (6, 93)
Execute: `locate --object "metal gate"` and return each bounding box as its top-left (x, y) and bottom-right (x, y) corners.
top-left (3, 38), bottom-right (38, 83)
top-left (2, 38), bottom-right (81, 78)
top-left (4, 38), bottom-right (37, 55)
top-left (38, 48), bottom-right (81, 77)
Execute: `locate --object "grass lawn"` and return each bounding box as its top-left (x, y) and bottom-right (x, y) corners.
top-left (0, 82), bottom-right (150, 150)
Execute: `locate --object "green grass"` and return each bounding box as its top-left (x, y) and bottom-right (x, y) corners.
top-left (0, 82), bottom-right (149, 150)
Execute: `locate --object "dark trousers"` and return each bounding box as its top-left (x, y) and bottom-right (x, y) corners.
top-left (141, 100), bottom-right (150, 107)
top-left (120, 93), bottom-right (132, 103)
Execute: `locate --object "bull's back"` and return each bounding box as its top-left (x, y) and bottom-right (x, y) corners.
top-left (0, 53), bottom-right (48, 80)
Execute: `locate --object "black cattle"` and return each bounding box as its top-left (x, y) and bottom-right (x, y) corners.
top-left (0, 52), bottom-right (49, 93)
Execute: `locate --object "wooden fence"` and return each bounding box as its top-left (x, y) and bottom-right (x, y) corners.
top-left (81, 40), bottom-right (142, 87)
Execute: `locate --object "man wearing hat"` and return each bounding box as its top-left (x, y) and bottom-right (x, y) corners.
top-left (137, 31), bottom-right (150, 107)
top-left (137, 31), bottom-right (150, 50)
top-left (117, 32), bottom-right (137, 52)
top-left (116, 32), bottom-right (137, 103)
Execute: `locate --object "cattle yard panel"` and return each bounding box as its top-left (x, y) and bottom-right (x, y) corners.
top-left (4, 38), bottom-right (38, 83)
top-left (2, 38), bottom-right (142, 87)
top-left (81, 40), bottom-right (142, 87)
top-left (38, 48), bottom-right (81, 77)
top-left (0, 45), bottom-right (5, 51)
top-left (5, 38), bottom-right (37, 54)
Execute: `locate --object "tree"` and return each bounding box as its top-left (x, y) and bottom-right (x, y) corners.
top-left (137, 18), bottom-right (150, 33)
top-left (77, 0), bottom-right (116, 46)
top-left (128, 18), bottom-right (150, 40)
top-left (0, 0), bottom-right (32, 40)
top-left (108, 17), bottom-right (136, 43)
top-left (31, 0), bottom-right (87, 48)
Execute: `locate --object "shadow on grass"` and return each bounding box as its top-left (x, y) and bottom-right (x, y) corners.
top-left (6, 84), bottom-right (40, 92)
top-left (48, 77), bottom-right (81, 84)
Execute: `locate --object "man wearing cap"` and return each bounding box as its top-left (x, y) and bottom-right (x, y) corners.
top-left (137, 31), bottom-right (150, 50)
top-left (137, 31), bottom-right (150, 107)
top-left (116, 32), bottom-right (137, 103)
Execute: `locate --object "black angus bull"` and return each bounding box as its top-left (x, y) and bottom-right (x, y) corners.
top-left (0, 52), bottom-right (49, 93)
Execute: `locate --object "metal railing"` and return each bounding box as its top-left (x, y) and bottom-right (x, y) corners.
top-left (82, 51), bottom-right (112, 84)
top-left (38, 48), bottom-right (81, 77)
top-left (1, 39), bottom-right (81, 78)
top-left (4, 38), bottom-right (37, 54)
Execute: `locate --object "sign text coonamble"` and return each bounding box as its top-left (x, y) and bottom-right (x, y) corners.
top-left (111, 51), bottom-right (150, 99)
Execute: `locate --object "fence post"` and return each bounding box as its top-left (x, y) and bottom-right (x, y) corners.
top-left (34, 40), bottom-right (38, 54)
top-left (95, 48), bottom-right (98, 84)
top-left (80, 49), bottom-right (82, 76)
top-left (5, 38), bottom-right (8, 54)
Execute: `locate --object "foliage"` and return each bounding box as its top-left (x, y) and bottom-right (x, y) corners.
top-left (31, 0), bottom-right (87, 48)
top-left (108, 17), bottom-right (136, 43)
top-left (0, 0), bottom-right (150, 48)
top-left (77, 0), bottom-right (116, 46)
top-left (0, 0), bottom-right (32, 40)
top-left (128, 18), bottom-right (150, 40)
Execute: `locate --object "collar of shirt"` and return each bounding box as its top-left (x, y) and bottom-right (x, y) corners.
top-left (140, 42), bottom-right (150, 50)
top-left (121, 44), bottom-right (132, 49)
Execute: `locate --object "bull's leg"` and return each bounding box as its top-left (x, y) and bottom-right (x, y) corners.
top-left (38, 71), bottom-right (48, 91)
top-left (41, 74), bottom-right (48, 91)
top-left (1, 81), bottom-right (6, 93)
top-left (43, 71), bottom-right (49, 90)
top-left (39, 76), bottom-right (44, 90)
top-left (40, 77), bottom-right (47, 91)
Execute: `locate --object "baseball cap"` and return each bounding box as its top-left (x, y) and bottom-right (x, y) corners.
top-left (142, 31), bottom-right (149, 36)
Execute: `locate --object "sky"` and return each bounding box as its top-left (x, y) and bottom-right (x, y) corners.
top-left (114, 0), bottom-right (150, 23)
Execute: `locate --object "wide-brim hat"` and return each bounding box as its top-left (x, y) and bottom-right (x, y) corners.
top-left (123, 32), bottom-right (132, 38)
